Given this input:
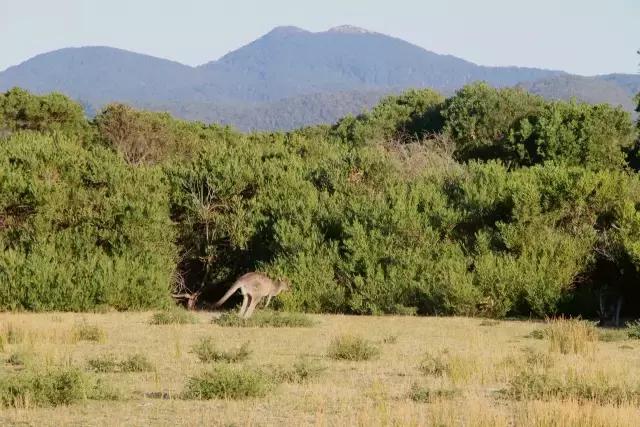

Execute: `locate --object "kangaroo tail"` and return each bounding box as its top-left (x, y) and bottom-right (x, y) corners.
top-left (214, 282), bottom-right (242, 308)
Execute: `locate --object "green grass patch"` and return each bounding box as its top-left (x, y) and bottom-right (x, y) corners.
top-left (0, 367), bottom-right (120, 408)
top-left (72, 322), bottom-right (106, 343)
top-left (87, 353), bottom-right (154, 373)
top-left (182, 365), bottom-right (273, 400)
top-left (626, 320), bottom-right (640, 339)
top-left (408, 383), bottom-right (460, 402)
top-left (506, 368), bottom-right (640, 405)
top-left (327, 334), bottom-right (380, 361)
top-left (268, 358), bottom-right (326, 383)
top-left (150, 308), bottom-right (198, 325)
top-left (191, 338), bottom-right (251, 363)
top-left (213, 310), bottom-right (315, 328)
top-left (119, 354), bottom-right (154, 373)
top-left (87, 354), bottom-right (118, 373)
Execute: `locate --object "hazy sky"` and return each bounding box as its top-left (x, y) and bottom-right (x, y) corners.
top-left (1, 0), bottom-right (638, 75)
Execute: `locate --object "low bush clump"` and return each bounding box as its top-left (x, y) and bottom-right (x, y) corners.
top-left (72, 322), bottom-right (106, 343)
top-left (506, 368), bottom-right (640, 405)
top-left (191, 338), bottom-right (251, 363)
top-left (0, 133), bottom-right (175, 311)
top-left (418, 352), bottom-right (448, 376)
top-left (626, 320), bottom-right (640, 339)
top-left (408, 383), bottom-right (460, 402)
top-left (182, 366), bottom-right (273, 400)
top-left (87, 353), bottom-right (154, 373)
top-left (213, 311), bottom-right (315, 328)
top-left (6, 350), bottom-right (32, 367)
top-left (598, 329), bottom-right (629, 342)
top-left (149, 308), bottom-right (198, 325)
top-left (327, 335), bottom-right (380, 361)
top-left (87, 354), bottom-right (118, 373)
top-left (268, 358), bottom-right (326, 383)
top-left (418, 351), bottom-right (475, 383)
top-left (119, 354), bottom-right (154, 373)
top-left (0, 367), bottom-right (119, 408)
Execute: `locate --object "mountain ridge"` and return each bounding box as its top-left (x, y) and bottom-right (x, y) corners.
top-left (1, 25), bottom-right (638, 130)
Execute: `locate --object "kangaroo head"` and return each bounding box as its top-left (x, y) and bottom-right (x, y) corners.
top-left (276, 279), bottom-right (291, 294)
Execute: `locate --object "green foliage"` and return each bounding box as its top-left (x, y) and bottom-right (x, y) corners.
top-left (333, 89), bottom-right (445, 145)
top-left (509, 101), bottom-right (635, 169)
top-left (268, 358), bottom-right (327, 383)
top-left (87, 353), bottom-right (153, 373)
top-left (182, 366), bottom-right (273, 400)
top-left (627, 320), bottom-right (640, 339)
top-left (0, 88), bottom-right (90, 140)
top-left (191, 338), bottom-right (251, 363)
top-left (213, 311), bottom-right (315, 328)
top-left (87, 354), bottom-right (118, 373)
top-left (0, 133), bottom-right (176, 311)
top-left (149, 308), bottom-right (198, 325)
top-left (3, 87), bottom-right (640, 317)
top-left (443, 83), bottom-right (635, 170)
top-left (118, 353), bottom-right (154, 373)
top-left (0, 367), bottom-right (119, 408)
top-left (408, 384), bottom-right (459, 402)
top-left (507, 368), bottom-right (640, 405)
top-left (442, 82), bottom-right (545, 162)
top-left (72, 322), bottom-right (106, 343)
top-left (327, 334), bottom-right (380, 361)
top-left (95, 103), bottom-right (234, 165)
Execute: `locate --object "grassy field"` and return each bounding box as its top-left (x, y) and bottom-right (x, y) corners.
top-left (1, 311), bottom-right (639, 426)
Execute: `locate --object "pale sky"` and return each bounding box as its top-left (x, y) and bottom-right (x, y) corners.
top-left (0, 0), bottom-right (638, 75)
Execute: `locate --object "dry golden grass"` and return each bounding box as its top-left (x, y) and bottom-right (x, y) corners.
top-left (0, 312), bottom-right (639, 426)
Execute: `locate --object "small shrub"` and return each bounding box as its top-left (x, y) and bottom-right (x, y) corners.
top-left (182, 366), bottom-right (273, 400)
top-left (408, 383), bottom-right (460, 402)
top-left (119, 354), bottom-right (154, 373)
top-left (6, 351), bottom-right (31, 367)
top-left (419, 351), bottom-right (475, 383)
top-left (72, 323), bottom-right (106, 343)
top-left (269, 358), bottom-right (326, 383)
top-left (419, 352), bottom-right (448, 377)
top-left (506, 369), bottom-right (640, 405)
top-left (598, 329), bottom-right (628, 342)
top-left (87, 354), bottom-right (118, 373)
top-left (520, 348), bottom-right (554, 370)
top-left (213, 311), bottom-right (315, 328)
top-left (150, 308), bottom-right (198, 325)
top-left (191, 338), bottom-right (251, 363)
top-left (327, 335), bottom-right (380, 361)
top-left (0, 367), bottom-right (118, 408)
top-left (626, 320), bottom-right (640, 339)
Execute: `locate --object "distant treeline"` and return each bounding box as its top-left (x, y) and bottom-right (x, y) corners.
top-left (1, 85), bottom-right (639, 319)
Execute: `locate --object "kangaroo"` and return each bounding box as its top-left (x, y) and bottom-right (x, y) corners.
top-left (214, 272), bottom-right (290, 318)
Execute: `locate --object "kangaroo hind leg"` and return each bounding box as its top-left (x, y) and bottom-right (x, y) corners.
top-left (239, 294), bottom-right (250, 317)
top-left (244, 296), bottom-right (261, 319)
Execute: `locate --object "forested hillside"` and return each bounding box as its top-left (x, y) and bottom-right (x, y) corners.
top-left (1, 84), bottom-right (639, 320)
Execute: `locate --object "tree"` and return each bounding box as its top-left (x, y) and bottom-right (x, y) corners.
top-left (0, 88), bottom-right (89, 139)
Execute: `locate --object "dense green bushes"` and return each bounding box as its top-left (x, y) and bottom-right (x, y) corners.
top-left (0, 88), bottom-right (90, 140)
top-left (1, 85), bottom-right (639, 317)
top-left (0, 132), bottom-right (175, 310)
